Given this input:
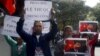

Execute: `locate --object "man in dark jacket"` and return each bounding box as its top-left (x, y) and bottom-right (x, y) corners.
top-left (16, 17), bottom-right (58, 56)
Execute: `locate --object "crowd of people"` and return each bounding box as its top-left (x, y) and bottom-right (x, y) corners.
top-left (3, 21), bottom-right (98, 56)
top-left (0, 0), bottom-right (99, 56)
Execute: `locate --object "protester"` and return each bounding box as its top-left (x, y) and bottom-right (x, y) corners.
top-left (54, 25), bottom-right (77, 56)
top-left (16, 17), bottom-right (58, 56)
top-left (82, 33), bottom-right (98, 56)
top-left (63, 25), bottom-right (79, 56)
top-left (4, 35), bottom-right (26, 56)
top-left (63, 25), bottom-right (74, 38)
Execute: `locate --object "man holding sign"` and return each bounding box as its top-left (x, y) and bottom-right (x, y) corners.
top-left (16, 17), bottom-right (58, 56)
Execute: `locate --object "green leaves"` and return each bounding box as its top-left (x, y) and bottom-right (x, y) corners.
top-left (53, 0), bottom-right (91, 30)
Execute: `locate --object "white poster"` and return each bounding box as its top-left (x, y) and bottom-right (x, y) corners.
top-left (2, 15), bottom-right (20, 37)
top-left (79, 21), bottom-right (98, 34)
top-left (24, 1), bottom-right (52, 21)
top-left (64, 38), bottom-right (88, 56)
top-left (2, 15), bottom-right (50, 37)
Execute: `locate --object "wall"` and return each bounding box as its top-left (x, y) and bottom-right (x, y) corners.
top-left (0, 35), bottom-right (11, 56)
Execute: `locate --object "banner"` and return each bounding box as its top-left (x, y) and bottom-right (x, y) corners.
top-left (79, 21), bottom-right (98, 34)
top-left (24, 1), bottom-right (52, 21)
top-left (64, 38), bottom-right (88, 56)
top-left (2, 15), bottom-right (50, 37)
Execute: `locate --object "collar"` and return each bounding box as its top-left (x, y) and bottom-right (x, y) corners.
top-left (32, 32), bottom-right (42, 36)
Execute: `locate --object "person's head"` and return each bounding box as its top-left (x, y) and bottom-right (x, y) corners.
top-left (33, 21), bottom-right (43, 34)
top-left (16, 37), bottom-right (23, 45)
top-left (63, 25), bottom-right (73, 35)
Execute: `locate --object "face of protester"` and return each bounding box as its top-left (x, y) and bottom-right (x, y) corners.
top-left (17, 38), bottom-right (23, 45)
top-left (33, 21), bottom-right (43, 34)
top-left (64, 27), bottom-right (73, 35)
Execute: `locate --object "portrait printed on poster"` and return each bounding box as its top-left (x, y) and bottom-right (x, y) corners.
top-left (64, 38), bottom-right (88, 56)
top-left (79, 21), bottom-right (98, 34)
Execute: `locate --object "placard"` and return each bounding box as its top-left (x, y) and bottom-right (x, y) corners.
top-left (24, 1), bottom-right (52, 21)
top-left (79, 21), bottom-right (98, 34)
top-left (64, 38), bottom-right (88, 56)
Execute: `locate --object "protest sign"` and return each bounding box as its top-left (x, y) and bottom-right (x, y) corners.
top-left (2, 15), bottom-right (20, 37)
top-left (64, 38), bottom-right (88, 56)
top-left (24, 1), bottom-right (52, 34)
top-left (24, 1), bottom-right (52, 21)
top-left (79, 21), bottom-right (98, 34)
top-left (2, 15), bottom-right (50, 37)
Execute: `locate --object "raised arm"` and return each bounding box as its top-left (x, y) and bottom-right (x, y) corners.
top-left (88, 34), bottom-right (98, 46)
top-left (4, 35), bottom-right (17, 46)
top-left (16, 17), bottom-right (31, 42)
top-left (46, 19), bottom-right (58, 41)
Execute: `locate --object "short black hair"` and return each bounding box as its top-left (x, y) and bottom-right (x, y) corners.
top-left (34, 21), bottom-right (43, 26)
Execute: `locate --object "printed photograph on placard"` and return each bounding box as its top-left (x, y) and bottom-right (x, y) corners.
top-left (64, 38), bottom-right (88, 56)
top-left (79, 21), bottom-right (98, 34)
